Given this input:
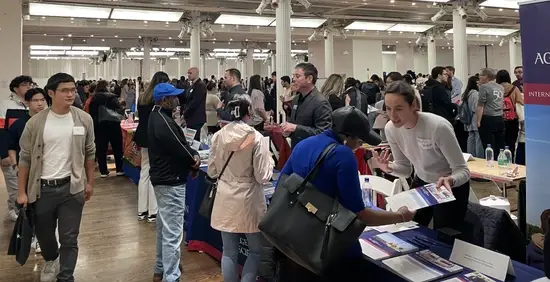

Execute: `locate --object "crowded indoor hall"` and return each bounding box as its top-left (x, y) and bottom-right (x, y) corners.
top-left (0, 0), bottom-right (549, 282)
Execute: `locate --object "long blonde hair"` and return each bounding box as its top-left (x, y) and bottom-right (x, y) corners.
top-left (139, 71), bottom-right (169, 105)
top-left (321, 74), bottom-right (344, 99)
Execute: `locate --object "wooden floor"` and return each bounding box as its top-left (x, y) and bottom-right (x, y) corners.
top-left (0, 166), bottom-right (223, 282)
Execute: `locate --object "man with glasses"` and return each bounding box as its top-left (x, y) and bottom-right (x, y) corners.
top-left (421, 66), bottom-right (457, 123)
top-left (1, 75), bottom-right (33, 221)
top-left (17, 73), bottom-right (96, 282)
top-left (513, 66), bottom-right (524, 93)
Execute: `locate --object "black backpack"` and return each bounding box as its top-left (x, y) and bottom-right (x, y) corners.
top-left (420, 85), bottom-right (435, 114)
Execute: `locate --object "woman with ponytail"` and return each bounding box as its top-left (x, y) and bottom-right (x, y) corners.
top-left (207, 95), bottom-right (274, 282)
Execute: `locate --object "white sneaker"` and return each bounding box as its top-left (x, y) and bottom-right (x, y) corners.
top-left (115, 172), bottom-right (126, 176)
top-left (41, 257), bottom-right (60, 282)
top-left (31, 237), bottom-right (41, 254)
top-left (100, 173), bottom-right (109, 178)
top-left (6, 209), bottom-right (18, 222)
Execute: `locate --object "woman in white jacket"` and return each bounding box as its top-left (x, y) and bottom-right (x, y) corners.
top-left (207, 95), bottom-right (274, 282)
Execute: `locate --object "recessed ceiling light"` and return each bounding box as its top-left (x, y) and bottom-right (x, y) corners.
top-left (245, 38), bottom-right (249, 41)
top-left (102, 39), bottom-right (105, 41)
top-left (43, 33), bottom-right (47, 36)
top-left (165, 21), bottom-right (169, 24)
top-left (213, 38), bottom-right (216, 40)
top-left (408, 41), bottom-right (412, 43)
top-left (83, 39), bottom-right (86, 42)
top-left (60, 38), bottom-right (64, 41)
top-left (302, 40), bottom-right (306, 43)
top-left (499, 8), bottom-right (503, 11)
top-left (41, 16), bottom-right (46, 19)
top-left (268, 42), bottom-right (271, 45)
top-left (230, 38), bottom-right (233, 41)
top-left (70, 17), bottom-right (74, 20)
top-left (412, 2), bottom-right (416, 5)
top-left (396, 41), bottom-right (399, 43)
top-left (113, 19), bottom-right (117, 22)
top-left (138, 35), bottom-right (142, 39)
top-left (221, 24), bottom-right (225, 28)
top-left (514, 9), bottom-right (518, 12)
top-left (115, 35), bottom-right (118, 38)
top-left (228, 42), bottom-right (231, 44)
top-left (180, 40), bottom-right (183, 43)
top-left (97, 19), bottom-right (100, 21)
top-left (390, 0), bottom-right (395, 3)
top-left (90, 35), bottom-right (94, 37)
top-left (68, 34), bottom-right (72, 37)
top-left (120, 39), bottom-right (123, 42)
top-left (169, 37), bottom-right (172, 39)
top-left (144, 20), bottom-right (148, 23)
top-left (400, 31), bottom-right (403, 34)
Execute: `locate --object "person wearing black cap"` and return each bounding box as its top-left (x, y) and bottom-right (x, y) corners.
top-left (148, 83), bottom-right (200, 282)
top-left (275, 106), bottom-right (415, 281)
top-left (372, 81), bottom-right (470, 232)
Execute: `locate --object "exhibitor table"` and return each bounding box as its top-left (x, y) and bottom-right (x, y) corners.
top-left (184, 168), bottom-right (543, 281)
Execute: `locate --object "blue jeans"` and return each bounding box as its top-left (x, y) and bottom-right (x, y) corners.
top-left (221, 232), bottom-right (262, 282)
top-left (154, 184), bottom-right (186, 282)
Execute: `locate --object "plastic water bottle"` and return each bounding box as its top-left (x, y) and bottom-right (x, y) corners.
top-left (362, 178), bottom-right (373, 207)
top-left (497, 149), bottom-right (508, 168)
top-left (485, 144), bottom-right (494, 167)
top-left (504, 146), bottom-right (513, 168)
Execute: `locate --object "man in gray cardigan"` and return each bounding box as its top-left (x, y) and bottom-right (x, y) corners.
top-left (17, 73), bottom-right (96, 282)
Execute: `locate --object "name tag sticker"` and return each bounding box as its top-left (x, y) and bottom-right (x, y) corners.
top-left (73, 126), bottom-right (85, 136)
top-left (417, 138), bottom-right (433, 149)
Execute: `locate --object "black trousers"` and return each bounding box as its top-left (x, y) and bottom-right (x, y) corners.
top-left (411, 176), bottom-right (470, 231)
top-left (95, 122), bottom-right (123, 175)
top-left (478, 115), bottom-right (506, 160)
top-left (516, 142), bottom-right (526, 165)
top-left (207, 125), bottom-right (219, 135)
top-left (504, 119), bottom-right (520, 159)
top-left (453, 120), bottom-right (469, 153)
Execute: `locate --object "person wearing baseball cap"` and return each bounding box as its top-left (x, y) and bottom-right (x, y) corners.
top-left (148, 82), bottom-right (200, 282)
top-left (276, 106), bottom-right (414, 281)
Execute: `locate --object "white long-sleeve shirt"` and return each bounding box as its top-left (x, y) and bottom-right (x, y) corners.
top-left (385, 112), bottom-right (470, 187)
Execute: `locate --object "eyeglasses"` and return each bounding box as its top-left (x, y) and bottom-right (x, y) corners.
top-left (19, 82), bottom-right (32, 88)
top-left (30, 98), bottom-right (46, 103)
top-left (56, 88), bottom-right (77, 94)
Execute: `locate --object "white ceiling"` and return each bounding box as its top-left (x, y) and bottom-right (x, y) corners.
top-left (20, 0), bottom-right (522, 53)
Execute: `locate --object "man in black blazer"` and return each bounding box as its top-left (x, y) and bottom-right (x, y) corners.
top-left (281, 63), bottom-right (332, 148)
top-left (184, 67), bottom-right (207, 141)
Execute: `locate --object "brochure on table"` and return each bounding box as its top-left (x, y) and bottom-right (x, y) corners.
top-left (462, 153), bottom-right (474, 162)
top-left (449, 239), bottom-right (514, 281)
top-left (365, 221), bottom-right (419, 233)
top-left (360, 232), bottom-right (418, 260)
top-left (386, 183), bottom-right (456, 211)
top-left (442, 271), bottom-right (497, 282)
top-left (183, 127), bottom-right (201, 151)
top-left (382, 249), bottom-right (464, 282)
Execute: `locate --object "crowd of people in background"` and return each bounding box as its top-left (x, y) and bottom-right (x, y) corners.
top-left (0, 60), bottom-right (526, 282)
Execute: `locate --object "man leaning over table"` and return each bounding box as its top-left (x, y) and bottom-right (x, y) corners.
top-left (17, 73), bottom-right (96, 282)
top-left (148, 83), bottom-right (200, 282)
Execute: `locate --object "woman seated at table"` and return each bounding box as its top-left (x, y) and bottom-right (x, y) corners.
top-left (207, 95), bottom-right (274, 282)
top-left (372, 81), bottom-right (471, 232)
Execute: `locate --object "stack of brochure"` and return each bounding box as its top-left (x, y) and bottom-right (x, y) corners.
top-left (386, 183), bottom-right (456, 211)
top-left (360, 232), bottom-right (419, 260)
top-left (382, 249), bottom-right (464, 282)
top-left (442, 272), bottom-right (496, 282)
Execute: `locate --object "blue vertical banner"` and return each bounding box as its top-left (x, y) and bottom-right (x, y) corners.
top-left (519, 0), bottom-right (550, 225)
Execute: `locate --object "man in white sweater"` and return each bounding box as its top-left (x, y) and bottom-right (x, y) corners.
top-left (372, 81), bottom-right (471, 231)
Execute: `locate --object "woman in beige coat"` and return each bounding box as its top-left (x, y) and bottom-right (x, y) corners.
top-left (207, 94), bottom-right (274, 282)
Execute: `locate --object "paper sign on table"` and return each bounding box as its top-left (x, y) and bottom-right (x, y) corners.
top-left (386, 183), bottom-right (455, 211)
top-left (462, 153), bottom-right (474, 162)
top-left (371, 221), bottom-right (419, 233)
top-left (449, 239), bottom-right (515, 282)
top-left (382, 249), bottom-right (464, 282)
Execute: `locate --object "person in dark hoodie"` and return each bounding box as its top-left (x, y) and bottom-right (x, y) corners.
top-left (421, 66), bottom-right (457, 122)
top-left (148, 83), bottom-right (200, 282)
top-left (217, 68), bottom-right (246, 123)
top-left (88, 80), bottom-right (125, 178)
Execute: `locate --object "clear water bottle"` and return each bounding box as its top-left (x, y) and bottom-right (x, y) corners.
top-left (362, 178), bottom-right (373, 207)
top-left (497, 149), bottom-right (508, 168)
top-left (485, 144), bottom-right (494, 167)
top-left (504, 146), bottom-right (513, 168)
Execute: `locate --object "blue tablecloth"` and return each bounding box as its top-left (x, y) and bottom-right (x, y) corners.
top-left (185, 170), bottom-right (544, 281)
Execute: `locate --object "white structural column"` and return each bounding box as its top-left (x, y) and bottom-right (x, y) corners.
top-left (178, 56), bottom-right (184, 78)
top-left (142, 38), bottom-right (151, 81)
top-left (427, 35), bottom-right (437, 72)
top-left (509, 38), bottom-right (519, 74)
top-left (217, 58), bottom-right (225, 79)
top-left (22, 43), bottom-right (30, 75)
top-left (452, 7), bottom-right (468, 83)
top-left (190, 12), bottom-right (201, 68)
top-left (324, 30), bottom-right (335, 77)
top-left (116, 52), bottom-right (123, 80)
top-left (246, 47), bottom-right (255, 78)
top-left (275, 0), bottom-right (292, 123)
top-left (94, 62), bottom-right (99, 80)
top-left (0, 0), bottom-right (22, 100)
top-left (200, 56), bottom-right (207, 78)
top-left (396, 44), bottom-right (415, 73)
top-left (103, 62), bottom-right (108, 80)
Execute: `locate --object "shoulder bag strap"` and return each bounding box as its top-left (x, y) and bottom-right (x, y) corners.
top-left (300, 143), bottom-right (338, 187)
top-left (217, 151), bottom-right (235, 182)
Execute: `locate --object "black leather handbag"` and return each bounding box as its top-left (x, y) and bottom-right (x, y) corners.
top-left (258, 143), bottom-right (367, 275)
top-left (199, 151), bottom-right (234, 219)
top-left (98, 104), bottom-right (122, 123)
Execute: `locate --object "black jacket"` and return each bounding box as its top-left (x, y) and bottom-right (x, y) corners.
top-left (148, 106), bottom-right (198, 186)
top-left (8, 114), bottom-right (29, 164)
top-left (133, 103), bottom-right (154, 148)
top-left (422, 78), bottom-right (457, 122)
top-left (288, 87), bottom-right (332, 148)
top-left (183, 79), bottom-right (207, 126)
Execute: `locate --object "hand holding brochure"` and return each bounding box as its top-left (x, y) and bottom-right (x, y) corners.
top-left (382, 249), bottom-right (464, 282)
top-left (360, 232), bottom-right (418, 260)
top-left (386, 183), bottom-right (455, 212)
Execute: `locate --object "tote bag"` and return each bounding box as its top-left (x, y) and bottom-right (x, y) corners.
top-left (98, 104), bottom-right (122, 123)
top-left (258, 143), bottom-right (367, 275)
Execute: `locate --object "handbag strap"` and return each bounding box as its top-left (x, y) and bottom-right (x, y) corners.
top-left (217, 151), bottom-right (235, 182)
top-left (300, 143), bottom-right (337, 189)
